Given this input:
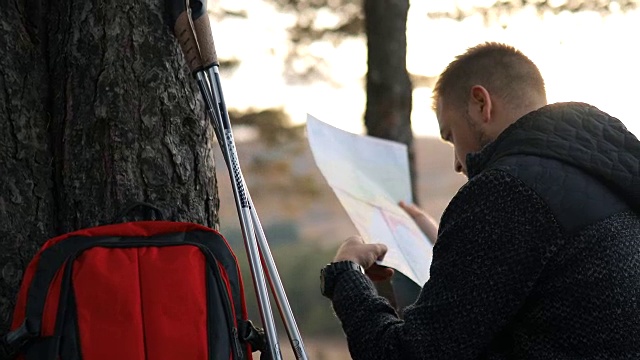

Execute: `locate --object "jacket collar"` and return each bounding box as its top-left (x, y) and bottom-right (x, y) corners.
top-left (466, 102), bottom-right (640, 210)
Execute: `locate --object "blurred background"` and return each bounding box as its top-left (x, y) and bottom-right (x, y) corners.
top-left (206, 0), bottom-right (640, 358)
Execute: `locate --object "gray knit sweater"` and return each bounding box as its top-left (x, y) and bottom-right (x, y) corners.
top-left (329, 103), bottom-right (640, 359)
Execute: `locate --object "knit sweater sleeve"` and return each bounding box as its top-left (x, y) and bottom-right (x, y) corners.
top-left (330, 170), bottom-right (562, 360)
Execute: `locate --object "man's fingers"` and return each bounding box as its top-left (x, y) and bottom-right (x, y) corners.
top-left (399, 200), bottom-right (416, 210)
top-left (399, 201), bottom-right (422, 218)
top-left (365, 264), bottom-right (395, 282)
top-left (377, 244), bottom-right (388, 260)
top-left (368, 243), bottom-right (388, 260)
top-left (334, 236), bottom-right (389, 268)
top-left (344, 235), bottom-right (365, 245)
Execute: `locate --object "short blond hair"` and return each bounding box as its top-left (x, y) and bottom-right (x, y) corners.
top-left (432, 42), bottom-right (546, 112)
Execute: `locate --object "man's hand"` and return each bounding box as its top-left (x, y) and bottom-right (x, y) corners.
top-left (399, 201), bottom-right (439, 244)
top-left (334, 236), bottom-right (394, 281)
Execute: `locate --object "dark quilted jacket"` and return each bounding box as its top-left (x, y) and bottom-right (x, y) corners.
top-left (329, 102), bottom-right (640, 359)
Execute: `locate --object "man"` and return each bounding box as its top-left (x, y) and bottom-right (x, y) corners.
top-left (320, 42), bottom-right (640, 359)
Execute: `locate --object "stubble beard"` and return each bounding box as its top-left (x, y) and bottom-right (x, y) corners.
top-left (464, 109), bottom-right (493, 149)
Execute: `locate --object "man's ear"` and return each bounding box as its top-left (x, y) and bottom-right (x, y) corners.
top-left (469, 85), bottom-right (492, 124)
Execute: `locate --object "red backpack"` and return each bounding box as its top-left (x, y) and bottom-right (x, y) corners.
top-left (1, 212), bottom-right (266, 360)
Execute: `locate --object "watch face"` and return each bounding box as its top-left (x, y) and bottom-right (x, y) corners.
top-left (320, 266), bottom-right (333, 297)
top-left (320, 261), bottom-right (362, 298)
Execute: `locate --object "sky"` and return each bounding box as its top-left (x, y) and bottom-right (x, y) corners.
top-left (211, 0), bottom-right (640, 139)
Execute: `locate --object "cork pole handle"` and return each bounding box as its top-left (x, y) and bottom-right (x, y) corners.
top-left (189, 0), bottom-right (218, 67)
top-left (167, 0), bottom-right (203, 72)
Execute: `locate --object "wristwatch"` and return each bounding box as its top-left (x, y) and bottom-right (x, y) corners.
top-left (320, 260), bottom-right (364, 299)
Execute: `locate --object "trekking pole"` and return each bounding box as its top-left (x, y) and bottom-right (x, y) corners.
top-left (188, 3), bottom-right (309, 359)
top-left (166, 2), bottom-right (281, 360)
top-left (246, 195), bottom-right (308, 360)
top-left (167, 1), bottom-right (309, 359)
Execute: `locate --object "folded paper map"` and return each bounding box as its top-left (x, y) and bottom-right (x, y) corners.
top-left (306, 114), bottom-right (433, 286)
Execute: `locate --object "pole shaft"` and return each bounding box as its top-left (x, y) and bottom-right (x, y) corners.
top-left (196, 71), bottom-right (283, 360)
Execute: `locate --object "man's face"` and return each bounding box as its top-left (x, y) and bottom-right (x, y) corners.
top-left (436, 98), bottom-right (491, 177)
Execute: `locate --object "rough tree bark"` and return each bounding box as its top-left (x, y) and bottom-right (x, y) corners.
top-left (363, 0), bottom-right (417, 202)
top-left (0, 0), bottom-right (219, 332)
top-left (0, 0), bottom-right (54, 333)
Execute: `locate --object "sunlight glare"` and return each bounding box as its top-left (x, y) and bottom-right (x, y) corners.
top-left (214, 0), bottom-right (640, 138)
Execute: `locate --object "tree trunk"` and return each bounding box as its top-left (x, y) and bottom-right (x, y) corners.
top-left (363, 0), bottom-right (417, 202)
top-left (364, 0), bottom-right (422, 312)
top-left (0, 0), bottom-right (219, 332)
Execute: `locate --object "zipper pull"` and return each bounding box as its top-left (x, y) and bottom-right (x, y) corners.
top-left (232, 327), bottom-right (244, 359)
top-left (1, 318), bottom-right (38, 358)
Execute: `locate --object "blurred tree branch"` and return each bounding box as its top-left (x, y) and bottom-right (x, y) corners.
top-left (228, 108), bottom-right (305, 145)
top-left (428, 0), bottom-right (638, 21)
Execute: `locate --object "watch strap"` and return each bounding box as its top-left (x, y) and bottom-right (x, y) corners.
top-left (320, 260), bottom-right (364, 299)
